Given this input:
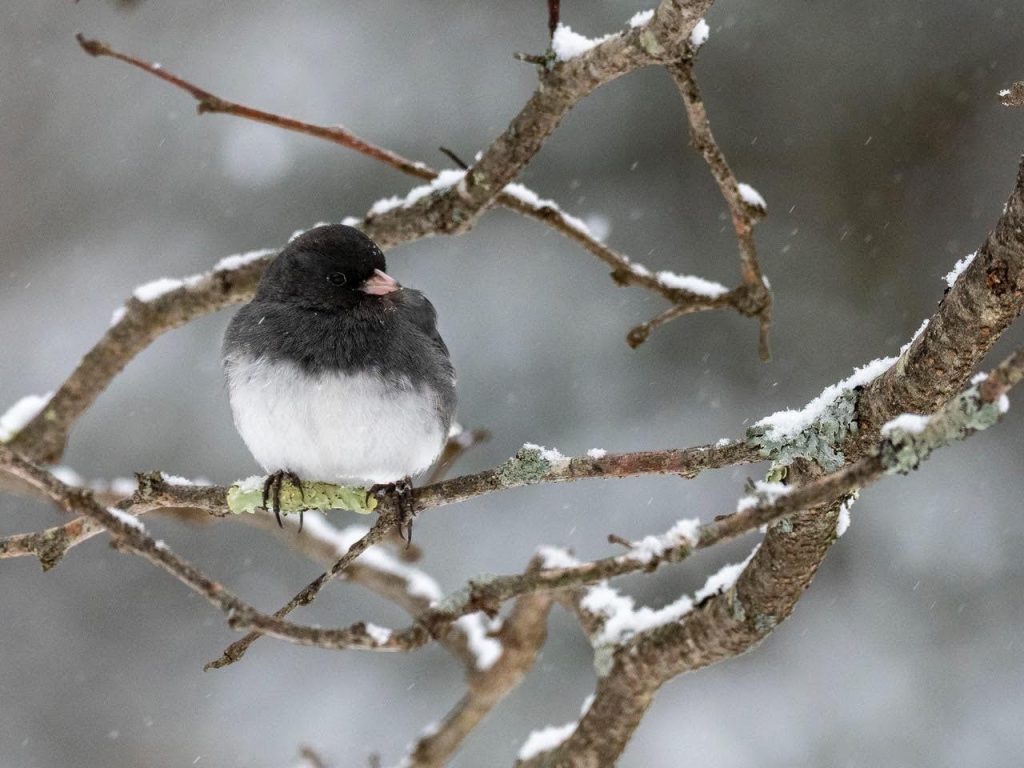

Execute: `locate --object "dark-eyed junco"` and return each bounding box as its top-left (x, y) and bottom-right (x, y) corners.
top-left (222, 225), bottom-right (456, 533)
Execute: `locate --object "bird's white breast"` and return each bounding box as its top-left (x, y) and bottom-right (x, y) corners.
top-left (225, 354), bottom-right (446, 485)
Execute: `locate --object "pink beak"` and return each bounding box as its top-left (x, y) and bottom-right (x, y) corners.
top-left (360, 268), bottom-right (400, 296)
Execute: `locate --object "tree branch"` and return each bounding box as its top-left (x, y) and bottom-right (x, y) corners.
top-left (404, 589), bottom-right (553, 768)
top-left (667, 56), bottom-right (772, 359)
top-left (999, 81), bottom-right (1024, 107)
top-left (517, 349), bottom-right (1023, 766)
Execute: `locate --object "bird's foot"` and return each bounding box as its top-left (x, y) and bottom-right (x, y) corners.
top-left (262, 470), bottom-right (305, 531)
top-left (370, 476), bottom-right (416, 545)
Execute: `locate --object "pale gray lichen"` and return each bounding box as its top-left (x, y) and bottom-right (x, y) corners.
top-left (746, 389), bottom-right (860, 471)
top-left (432, 573), bottom-right (502, 617)
top-left (730, 597), bottom-right (748, 623)
top-left (495, 446), bottom-right (552, 486)
top-left (593, 644), bottom-right (616, 677)
top-left (879, 386), bottom-right (1004, 474)
top-left (637, 29), bottom-right (665, 56)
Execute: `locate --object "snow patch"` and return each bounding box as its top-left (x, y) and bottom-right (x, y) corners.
top-left (694, 546), bottom-right (759, 602)
top-left (628, 9), bottom-right (654, 28)
top-left (737, 182), bottom-right (767, 210)
top-left (455, 613), bottom-right (503, 670)
top-left (582, 582), bottom-right (694, 645)
top-left (551, 23), bottom-right (617, 61)
top-left (537, 545), bottom-right (580, 569)
top-left (0, 392), bottom-right (52, 442)
top-left (51, 465), bottom-right (84, 487)
top-left (656, 270), bottom-right (729, 298)
top-left (107, 507), bottom-right (144, 531)
top-left (621, 518), bottom-right (701, 564)
top-left (502, 182), bottom-right (594, 237)
top-left (300, 515), bottom-right (444, 603)
top-left (881, 413), bottom-right (931, 436)
top-left (523, 443), bottom-right (567, 463)
top-left (364, 623), bottom-right (392, 646)
top-left (586, 448), bottom-right (607, 459)
top-left (689, 18), bottom-right (710, 48)
top-left (133, 277), bottom-right (185, 302)
top-left (836, 492), bottom-right (858, 537)
top-left (369, 169), bottom-right (467, 216)
top-left (214, 249), bottom-right (273, 273)
top-left (518, 722), bottom-right (576, 761)
top-left (753, 355), bottom-right (897, 440)
top-left (736, 481), bottom-right (791, 512)
top-left (944, 251), bottom-right (977, 288)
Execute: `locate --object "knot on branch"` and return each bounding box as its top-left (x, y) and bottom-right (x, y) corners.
top-left (730, 283), bottom-right (772, 318)
top-left (197, 96), bottom-right (232, 114)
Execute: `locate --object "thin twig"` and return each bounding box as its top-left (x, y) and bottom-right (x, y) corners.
top-left (205, 513), bottom-right (395, 670)
top-left (425, 427), bottom-right (491, 485)
top-left (0, 438), bottom-right (757, 567)
top-left (547, 0), bottom-right (561, 39)
top-left (75, 34), bottom-right (432, 181)
top-left (667, 56), bottom-right (773, 360)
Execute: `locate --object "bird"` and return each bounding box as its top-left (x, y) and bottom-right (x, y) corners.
top-left (222, 224), bottom-right (456, 536)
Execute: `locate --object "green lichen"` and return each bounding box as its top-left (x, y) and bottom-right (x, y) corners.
top-left (495, 446), bottom-right (552, 487)
top-left (879, 386), bottom-right (1004, 475)
top-left (593, 644), bottom-right (616, 677)
top-left (225, 479), bottom-right (376, 516)
top-left (637, 29), bottom-right (665, 55)
top-left (471, 170), bottom-right (489, 190)
top-left (746, 389), bottom-right (860, 471)
top-left (754, 613), bottom-right (777, 634)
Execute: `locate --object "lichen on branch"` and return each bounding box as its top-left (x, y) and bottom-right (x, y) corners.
top-left (225, 476), bottom-right (377, 516)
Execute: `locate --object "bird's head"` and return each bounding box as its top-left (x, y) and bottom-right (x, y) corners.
top-left (256, 224), bottom-right (400, 310)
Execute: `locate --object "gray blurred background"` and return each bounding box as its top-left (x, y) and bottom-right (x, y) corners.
top-left (2, 1), bottom-right (1023, 766)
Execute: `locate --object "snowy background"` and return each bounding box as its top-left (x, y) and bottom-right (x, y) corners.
top-left (3, 2), bottom-right (1024, 766)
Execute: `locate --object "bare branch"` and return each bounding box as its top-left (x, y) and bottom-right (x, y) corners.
top-left (857, 158), bottom-right (1024, 447)
top-left (667, 56), bottom-right (772, 359)
top-left (6, 254), bottom-right (271, 463)
top-left (75, 34), bottom-right (431, 180)
top-left (425, 426), bottom-right (491, 485)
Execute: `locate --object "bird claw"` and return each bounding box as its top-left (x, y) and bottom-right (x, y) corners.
top-left (369, 476), bottom-right (416, 545)
top-left (262, 470), bottom-right (305, 531)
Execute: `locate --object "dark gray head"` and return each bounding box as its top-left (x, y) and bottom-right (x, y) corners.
top-left (255, 225), bottom-right (399, 310)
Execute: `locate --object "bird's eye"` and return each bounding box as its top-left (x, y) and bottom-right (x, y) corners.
top-left (327, 272), bottom-right (347, 286)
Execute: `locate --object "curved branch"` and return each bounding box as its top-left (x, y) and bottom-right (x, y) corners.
top-left (6, 254), bottom-right (271, 463)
